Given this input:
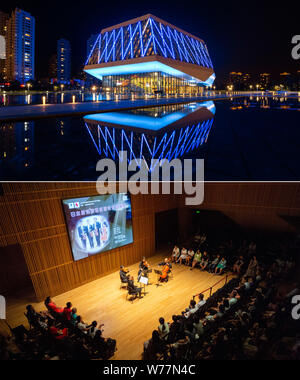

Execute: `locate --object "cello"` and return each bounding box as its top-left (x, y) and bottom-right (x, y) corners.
top-left (159, 263), bottom-right (170, 282)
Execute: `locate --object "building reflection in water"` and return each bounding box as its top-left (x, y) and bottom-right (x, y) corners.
top-left (0, 121), bottom-right (34, 171)
top-left (230, 96), bottom-right (300, 111)
top-left (84, 101), bottom-right (215, 171)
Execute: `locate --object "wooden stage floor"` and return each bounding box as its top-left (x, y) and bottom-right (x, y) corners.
top-left (3, 252), bottom-right (232, 360)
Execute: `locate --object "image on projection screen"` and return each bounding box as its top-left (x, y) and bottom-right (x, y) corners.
top-left (62, 193), bottom-right (133, 261)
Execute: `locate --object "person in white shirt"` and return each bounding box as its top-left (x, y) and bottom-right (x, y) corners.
top-left (186, 249), bottom-right (195, 266)
top-left (184, 300), bottom-right (198, 318)
top-left (172, 245), bottom-right (180, 263)
top-left (178, 247), bottom-right (188, 265)
top-left (196, 294), bottom-right (206, 309)
top-left (158, 317), bottom-right (170, 340)
top-left (76, 316), bottom-right (89, 334)
top-left (88, 321), bottom-right (99, 338)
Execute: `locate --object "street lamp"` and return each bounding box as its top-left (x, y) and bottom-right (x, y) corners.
top-left (27, 82), bottom-right (31, 92)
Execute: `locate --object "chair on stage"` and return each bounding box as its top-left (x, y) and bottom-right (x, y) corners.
top-left (120, 276), bottom-right (128, 290)
top-left (126, 287), bottom-right (140, 303)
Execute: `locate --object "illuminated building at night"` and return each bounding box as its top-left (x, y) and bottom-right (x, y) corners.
top-left (84, 14), bottom-right (215, 96)
top-left (84, 101), bottom-right (215, 172)
top-left (57, 38), bottom-right (71, 84)
top-left (0, 11), bottom-right (9, 80)
top-left (5, 8), bottom-right (35, 84)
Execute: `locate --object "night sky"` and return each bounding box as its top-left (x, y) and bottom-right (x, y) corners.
top-left (1, 0), bottom-right (299, 80)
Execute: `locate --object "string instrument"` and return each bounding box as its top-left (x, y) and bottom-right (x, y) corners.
top-left (140, 259), bottom-right (151, 272)
top-left (121, 267), bottom-right (130, 276)
top-left (160, 264), bottom-right (170, 281)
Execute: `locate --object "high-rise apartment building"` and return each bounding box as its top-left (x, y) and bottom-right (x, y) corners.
top-left (57, 38), bottom-right (71, 84)
top-left (0, 11), bottom-right (9, 80)
top-left (259, 73), bottom-right (271, 90)
top-left (6, 8), bottom-right (35, 83)
top-left (48, 54), bottom-right (57, 81)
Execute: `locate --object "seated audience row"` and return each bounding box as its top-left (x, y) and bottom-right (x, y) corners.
top-left (0, 297), bottom-right (117, 360)
top-left (144, 236), bottom-right (298, 360)
top-left (172, 246), bottom-right (227, 275)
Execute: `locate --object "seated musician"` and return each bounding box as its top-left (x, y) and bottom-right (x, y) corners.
top-left (120, 266), bottom-right (130, 283)
top-left (158, 258), bottom-right (172, 268)
top-left (159, 260), bottom-right (171, 283)
top-left (127, 276), bottom-right (142, 298)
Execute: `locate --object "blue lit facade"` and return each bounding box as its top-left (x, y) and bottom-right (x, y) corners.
top-left (57, 38), bottom-right (71, 84)
top-left (6, 9), bottom-right (35, 83)
top-left (84, 14), bottom-right (215, 95)
top-left (84, 102), bottom-right (215, 172)
top-left (87, 34), bottom-right (98, 60)
top-left (86, 34), bottom-right (102, 87)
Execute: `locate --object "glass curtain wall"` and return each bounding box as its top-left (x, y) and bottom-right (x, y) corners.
top-left (102, 72), bottom-right (203, 96)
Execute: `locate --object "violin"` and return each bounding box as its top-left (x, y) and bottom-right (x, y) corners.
top-left (141, 260), bottom-right (150, 270)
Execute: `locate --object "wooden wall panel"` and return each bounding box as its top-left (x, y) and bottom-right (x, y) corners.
top-left (0, 184), bottom-right (178, 300)
top-left (179, 183), bottom-right (300, 235)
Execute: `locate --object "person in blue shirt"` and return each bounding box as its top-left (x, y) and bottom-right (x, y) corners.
top-left (215, 257), bottom-right (227, 275)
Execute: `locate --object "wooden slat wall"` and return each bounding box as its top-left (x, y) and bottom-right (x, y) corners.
top-left (0, 183), bottom-right (178, 300)
top-left (1, 182), bottom-right (299, 301)
top-left (179, 183), bottom-right (300, 234)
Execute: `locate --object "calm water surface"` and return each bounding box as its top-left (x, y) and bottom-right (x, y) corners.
top-left (0, 97), bottom-right (299, 181)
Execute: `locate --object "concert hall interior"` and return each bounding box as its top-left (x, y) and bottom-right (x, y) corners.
top-left (0, 182), bottom-right (299, 360)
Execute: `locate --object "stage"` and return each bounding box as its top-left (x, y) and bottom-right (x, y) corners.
top-left (3, 252), bottom-right (232, 360)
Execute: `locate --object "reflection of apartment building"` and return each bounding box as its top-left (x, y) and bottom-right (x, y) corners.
top-left (0, 11), bottom-right (9, 80)
top-left (0, 121), bottom-right (34, 170)
top-left (5, 8), bottom-right (35, 83)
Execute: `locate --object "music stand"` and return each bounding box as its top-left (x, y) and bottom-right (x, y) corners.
top-left (146, 268), bottom-right (153, 285)
top-left (139, 276), bottom-right (149, 295)
top-left (154, 269), bottom-right (163, 287)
